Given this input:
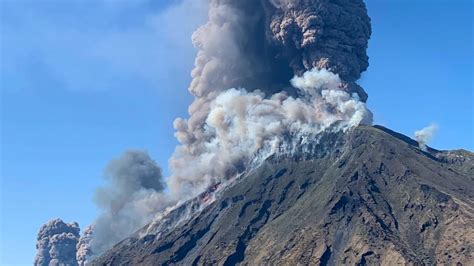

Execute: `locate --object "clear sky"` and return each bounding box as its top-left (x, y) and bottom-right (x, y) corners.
top-left (0, 0), bottom-right (472, 265)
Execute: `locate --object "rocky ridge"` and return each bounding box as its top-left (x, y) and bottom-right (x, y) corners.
top-left (93, 125), bottom-right (474, 265)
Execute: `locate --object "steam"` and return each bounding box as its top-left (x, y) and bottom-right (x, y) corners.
top-left (91, 150), bottom-right (169, 254)
top-left (415, 123), bottom-right (438, 151)
top-left (34, 219), bottom-right (80, 266)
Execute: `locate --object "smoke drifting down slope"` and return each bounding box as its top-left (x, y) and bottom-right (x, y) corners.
top-left (36, 0), bottom-right (373, 261)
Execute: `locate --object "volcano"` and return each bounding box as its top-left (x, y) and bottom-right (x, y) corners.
top-left (92, 125), bottom-right (474, 265)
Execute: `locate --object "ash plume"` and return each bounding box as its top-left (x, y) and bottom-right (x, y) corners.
top-left (267, 0), bottom-right (371, 100)
top-left (169, 0), bottom-right (372, 200)
top-left (35, 219), bottom-right (80, 266)
top-left (415, 123), bottom-right (438, 151)
top-left (187, 0), bottom-right (370, 102)
top-left (91, 150), bottom-right (168, 254)
top-left (43, 0), bottom-right (373, 259)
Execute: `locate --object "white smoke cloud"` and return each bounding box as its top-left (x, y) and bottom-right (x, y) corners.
top-left (415, 123), bottom-right (438, 151)
top-left (169, 68), bottom-right (372, 201)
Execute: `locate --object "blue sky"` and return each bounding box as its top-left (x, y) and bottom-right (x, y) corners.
top-left (0, 0), bottom-right (472, 265)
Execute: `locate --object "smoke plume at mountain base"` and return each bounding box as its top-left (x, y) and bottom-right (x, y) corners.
top-left (34, 219), bottom-right (80, 266)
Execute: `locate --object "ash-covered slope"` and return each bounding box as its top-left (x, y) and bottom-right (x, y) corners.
top-left (93, 125), bottom-right (474, 265)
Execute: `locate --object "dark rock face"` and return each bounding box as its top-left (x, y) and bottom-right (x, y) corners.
top-left (93, 126), bottom-right (474, 265)
top-left (35, 219), bottom-right (80, 266)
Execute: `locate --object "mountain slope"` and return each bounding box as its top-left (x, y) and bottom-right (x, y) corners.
top-left (93, 125), bottom-right (474, 265)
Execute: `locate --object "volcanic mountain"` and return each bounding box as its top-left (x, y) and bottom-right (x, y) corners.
top-left (92, 125), bottom-right (474, 265)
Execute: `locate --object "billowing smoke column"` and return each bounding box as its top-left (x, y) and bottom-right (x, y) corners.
top-left (34, 219), bottom-right (80, 266)
top-left (91, 150), bottom-right (168, 254)
top-left (169, 0), bottom-right (372, 198)
top-left (184, 0), bottom-right (370, 100)
top-left (36, 0), bottom-right (373, 260)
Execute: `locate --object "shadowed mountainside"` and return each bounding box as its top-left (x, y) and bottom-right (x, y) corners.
top-left (93, 125), bottom-right (474, 265)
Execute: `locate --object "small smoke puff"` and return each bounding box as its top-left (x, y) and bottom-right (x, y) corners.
top-left (290, 68), bottom-right (342, 93)
top-left (415, 124), bottom-right (438, 151)
top-left (91, 150), bottom-right (168, 255)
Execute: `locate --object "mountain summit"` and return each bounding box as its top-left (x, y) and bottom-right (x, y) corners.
top-left (93, 126), bottom-right (474, 265)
